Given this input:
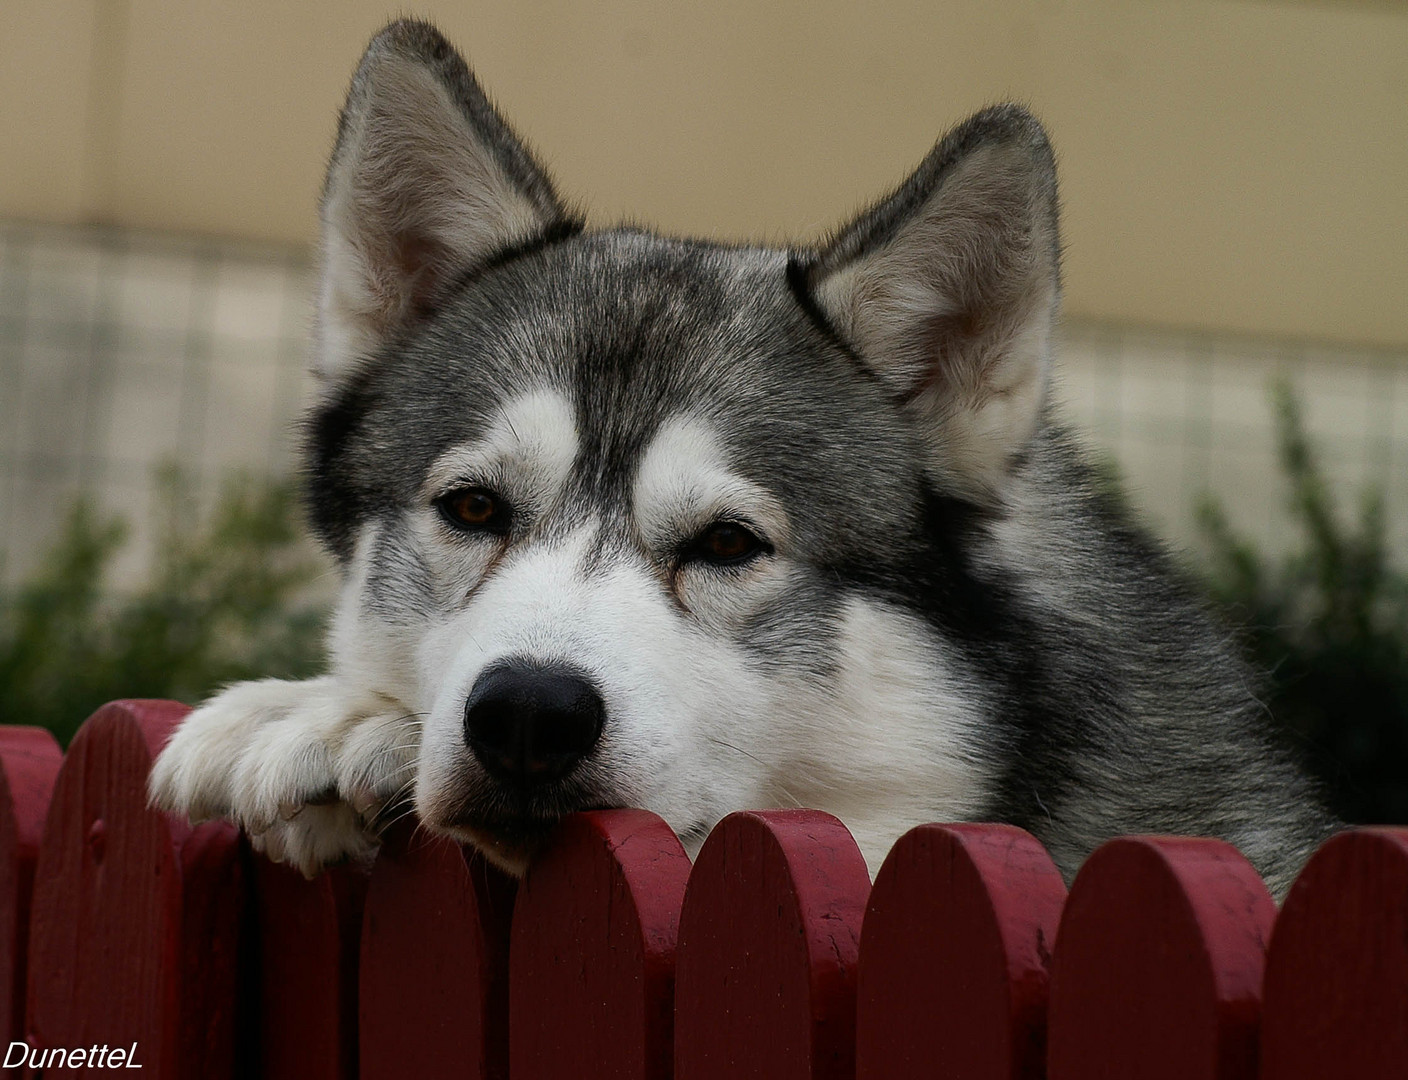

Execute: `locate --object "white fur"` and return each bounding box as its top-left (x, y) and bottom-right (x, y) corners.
top-left (147, 675), bottom-right (418, 878)
top-left (632, 414), bottom-right (789, 551)
top-left (422, 389), bottom-right (578, 509)
top-left (772, 596), bottom-right (994, 870)
top-left (631, 414), bottom-right (792, 632)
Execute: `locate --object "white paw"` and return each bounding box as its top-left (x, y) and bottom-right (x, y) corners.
top-left (248, 802), bottom-right (380, 879)
top-left (148, 676), bottom-right (421, 875)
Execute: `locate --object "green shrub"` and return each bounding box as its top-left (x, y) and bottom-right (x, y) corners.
top-left (0, 469), bottom-right (329, 745)
top-left (1199, 383), bottom-right (1408, 824)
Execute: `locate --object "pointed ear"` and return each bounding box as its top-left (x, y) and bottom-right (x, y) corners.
top-left (315, 20), bottom-right (579, 384)
top-left (807, 105), bottom-right (1060, 502)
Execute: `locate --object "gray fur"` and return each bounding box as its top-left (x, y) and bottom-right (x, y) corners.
top-left (196, 20), bottom-right (1338, 892)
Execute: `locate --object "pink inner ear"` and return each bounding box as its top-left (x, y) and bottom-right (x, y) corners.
top-left (912, 306), bottom-right (989, 400)
top-left (391, 231), bottom-right (457, 323)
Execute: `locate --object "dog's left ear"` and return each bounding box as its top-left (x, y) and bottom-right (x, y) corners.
top-left (315, 20), bottom-right (578, 386)
top-left (807, 105), bottom-right (1060, 502)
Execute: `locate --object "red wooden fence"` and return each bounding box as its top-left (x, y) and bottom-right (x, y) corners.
top-left (1, 700), bottom-right (1404, 1078)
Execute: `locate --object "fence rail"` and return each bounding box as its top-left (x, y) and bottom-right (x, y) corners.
top-left (2, 699), bottom-right (1404, 1078)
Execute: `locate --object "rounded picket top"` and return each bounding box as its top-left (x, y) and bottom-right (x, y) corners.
top-left (857, 823), bottom-right (1067, 1080)
top-left (674, 809), bottom-right (871, 1080)
top-left (1260, 827), bottom-right (1408, 1078)
top-left (0, 727), bottom-right (62, 1047)
top-left (1047, 836), bottom-right (1274, 1080)
top-left (510, 810), bottom-right (691, 1080)
top-left (251, 856), bottom-right (366, 1080)
top-left (361, 821), bottom-right (516, 1080)
top-left (26, 700), bottom-right (244, 1078)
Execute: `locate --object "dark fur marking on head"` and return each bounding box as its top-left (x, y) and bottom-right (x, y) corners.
top-left (784, 253), bottom-right (848, 355)
top-left (447, 217), bottom-right (588, 298)
top-left (304, 366), bottom-right (381, 562)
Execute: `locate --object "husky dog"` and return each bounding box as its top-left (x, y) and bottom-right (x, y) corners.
top-left (150, 19), bottom-right (1333, 894)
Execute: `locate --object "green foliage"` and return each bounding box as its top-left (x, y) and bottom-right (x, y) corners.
top-left (0, 469), bottom-right (329, 745)
top-left (1199, 382), bottom-right (1408, 824)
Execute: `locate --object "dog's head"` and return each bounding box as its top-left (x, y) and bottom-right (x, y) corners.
top-left (308, 20), bottom-right (1061, 870)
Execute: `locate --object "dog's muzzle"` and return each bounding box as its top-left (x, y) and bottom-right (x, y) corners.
top-left (463, 659), bottom-right (604, 789)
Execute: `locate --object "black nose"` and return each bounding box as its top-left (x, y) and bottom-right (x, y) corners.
top-left (463, 660), bottom-right (605, 788)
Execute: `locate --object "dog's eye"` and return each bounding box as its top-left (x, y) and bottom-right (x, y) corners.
top-left (436, 487), bottom-right (511, 534)
top-left (688, 521), bottom-right (770, 566)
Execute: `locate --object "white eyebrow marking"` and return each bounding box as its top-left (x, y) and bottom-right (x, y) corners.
top-left (423, 388), bottom-right (578, 501)
top-left (632, 413), bottom-right (788, 550)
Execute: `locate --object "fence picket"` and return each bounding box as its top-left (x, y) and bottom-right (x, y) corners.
top-left (360, 823), bottom-right (515, 1080)
top-left (251, 858), bottom-right (366, 1079)
top-left (510, 810), bottom-right (690, 1079)
top-left (0, 728), bottom-right (61, 1058)
top-left (1260, 827), bottom-right (1408, 1077)
top-left (857, 823), bottom-right (1066, 1079)
top-left (3, 704), bottom-right (1405, 1076)
top-left (25, 701), bottom-right (243, 1078)
top-left (674, 809), bottom-right (871, 1080)
top-left (1047, 836), bottom-right (1274, 1080)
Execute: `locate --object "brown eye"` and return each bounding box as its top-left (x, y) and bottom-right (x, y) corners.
top-left (437, 487), bottom-right (511, 534)
top-left (689, 521), bottom-right (770, 567)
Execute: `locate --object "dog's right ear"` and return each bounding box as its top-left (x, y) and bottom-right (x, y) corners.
top-left (315, 20), bottom-right (578, 386)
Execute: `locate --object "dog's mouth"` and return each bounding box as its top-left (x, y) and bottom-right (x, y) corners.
top-left (424, 784), bottom-right (624, 875)
top-left (439, 818), bottom-right (563, 875)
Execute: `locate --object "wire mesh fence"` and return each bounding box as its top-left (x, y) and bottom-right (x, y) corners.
top-left (1057, 321), bottom-right (1408, 562)
top-left (3, 219), bottom-right (1406, 589)
top-left (0, 221), bottom-right (313, 587)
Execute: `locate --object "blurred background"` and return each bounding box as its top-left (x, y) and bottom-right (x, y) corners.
top-left (2, 1), bottom-right (1405, 820)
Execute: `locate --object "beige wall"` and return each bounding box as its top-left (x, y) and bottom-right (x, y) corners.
top-left (3, 1), bottom-right (1406, 348)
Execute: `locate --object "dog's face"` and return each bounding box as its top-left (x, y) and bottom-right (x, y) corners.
top-left (309, 21), bottom-right (1060, 870)
top-left (313, 233), bottom-right (977, 867)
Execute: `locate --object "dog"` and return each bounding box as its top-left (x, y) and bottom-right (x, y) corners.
top-left (149, 19), bottom-right (1334, 897)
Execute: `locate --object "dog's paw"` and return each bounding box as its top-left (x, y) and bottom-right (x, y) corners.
top-left (247, 801), bottom-right (380, 879)
top-left (149, 676), bottom-right (421, 876)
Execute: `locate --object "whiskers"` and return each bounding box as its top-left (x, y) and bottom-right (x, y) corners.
top-left (356, 710), bottom-right (427, 835)
top-left (704, 734), bottom-right (804, 810)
